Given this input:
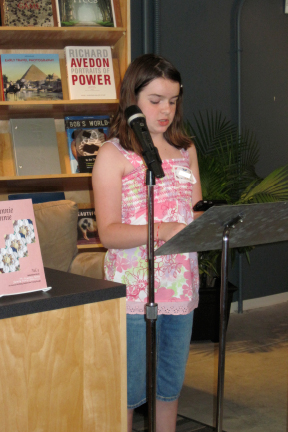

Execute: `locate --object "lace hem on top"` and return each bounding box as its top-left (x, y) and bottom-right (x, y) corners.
top-left (126, 298), bottom-right (198, 315)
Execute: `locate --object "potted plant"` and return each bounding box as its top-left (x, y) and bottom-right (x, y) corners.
top-left (185, 111), bottom-right (288, 341)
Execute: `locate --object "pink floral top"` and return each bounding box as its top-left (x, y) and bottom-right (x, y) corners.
top-left (104, 138), bottom-right (199, 315)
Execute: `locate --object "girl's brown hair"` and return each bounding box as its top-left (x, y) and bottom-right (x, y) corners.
top-left (108, 53), bottom-right (192, 154)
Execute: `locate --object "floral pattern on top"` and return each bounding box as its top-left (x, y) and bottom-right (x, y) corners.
top-left (0, 219), bottom-right (35, 274)
top-left (104, 138), bottom-right (199, 315)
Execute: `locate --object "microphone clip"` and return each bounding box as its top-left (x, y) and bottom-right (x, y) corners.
top-left (142, 146), bottom-right (165, 179)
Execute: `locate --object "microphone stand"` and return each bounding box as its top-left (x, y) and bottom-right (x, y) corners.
top-left (143, 146), bottom-right (165, 432)
top-left (146, 168), bottom-right (157, 432)
top-left (124, 106), bottom-right (164, 431)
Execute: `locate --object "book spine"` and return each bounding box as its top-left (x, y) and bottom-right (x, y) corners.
top-left (0, 0), bottom-right (5, 26)
top-left (112, 0), bottom-right (122, 27)
top-left (65, 127), bottom-right (77, 174)
top-left (0, 56), bottom-right (4, 101)
top-left (52, 0), bottom-right (60, 26)
top-left (9, 121), bottom-right (20, 175)
top-left (64, 47), bottom-right (72, 100)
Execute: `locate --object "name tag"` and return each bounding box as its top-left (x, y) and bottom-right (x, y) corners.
top-left (173, 166), bottom-right (197, 184)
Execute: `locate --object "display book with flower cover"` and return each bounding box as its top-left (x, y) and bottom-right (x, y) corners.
top-left (0, 199), bottom-right (50, 296)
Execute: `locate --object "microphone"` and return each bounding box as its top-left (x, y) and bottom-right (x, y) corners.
top-left (125, 105), bottom-right (165, 178)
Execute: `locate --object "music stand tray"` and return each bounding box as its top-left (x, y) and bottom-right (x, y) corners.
top-left (155, 202), bottom-right (288, 432)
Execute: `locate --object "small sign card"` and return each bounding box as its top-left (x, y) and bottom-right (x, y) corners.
top-left (0, 199), bottom-right (50, 296)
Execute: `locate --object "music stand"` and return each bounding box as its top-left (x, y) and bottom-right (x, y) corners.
top-left (155, 201), bottom-right (288, 432)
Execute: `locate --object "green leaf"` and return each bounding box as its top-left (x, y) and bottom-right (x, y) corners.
top-left (186, 111), bottom-right (262, 203)
top-left (186, 111), bottom-right (288, 277)
top-left (239, 165), bottom-right (288, 203)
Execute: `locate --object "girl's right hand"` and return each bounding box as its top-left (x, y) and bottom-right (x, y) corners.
top-left (156, 222), bottom-right (187, 243)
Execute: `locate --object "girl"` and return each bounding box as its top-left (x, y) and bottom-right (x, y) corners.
top-left (92, 53), bottom-right (202, 432)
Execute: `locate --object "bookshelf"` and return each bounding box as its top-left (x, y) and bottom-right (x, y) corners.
top-left (0, 27), bottom-right (127, 50)
top-left (0, 0), bottom-right (130, 201)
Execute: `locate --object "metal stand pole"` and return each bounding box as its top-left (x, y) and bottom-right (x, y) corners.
top-left (146, 170), bottom-right (158, 432)
top-left (216, 215), bottom-right (243, 432)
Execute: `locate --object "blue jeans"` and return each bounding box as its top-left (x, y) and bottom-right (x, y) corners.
top-left (127, 311), bottom-right (193, 409)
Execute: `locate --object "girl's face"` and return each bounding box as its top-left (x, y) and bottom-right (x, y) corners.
top-left (136, 77), bottom-right (180, 140)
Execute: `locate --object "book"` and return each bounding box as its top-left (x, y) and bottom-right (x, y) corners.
top-left (65, 115), bottom-right (110, 173)
top-left (8, 192), bottom-right (65, 204)
top-left (0, 199), bottom-right (50, 296)
top-left (77, 206), bottom-right (101, 246)
top-left (1, 0), bottom-right (56, 27)
top-left (64, 46), bottom-right (116, 100)
top-left (0, 53), bottom-right (63, 101)
top-left (10, 118), bottom-right (61, 176)
top-left (56, 0), bottom-right (117, 27)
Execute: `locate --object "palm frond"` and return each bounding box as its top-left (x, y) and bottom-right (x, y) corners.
top-left (186, 111), bottom-right (262, 202)
top-left (240, 165), bottom-right (288, 203)
top-left (186, 111), bottom-right (288, 284)
top-left (239, 129), bottom-right (260, 169)
top-left (198, 156), bottom-right (229, 200)
top-left (186, 111), bottom-right (238, 156)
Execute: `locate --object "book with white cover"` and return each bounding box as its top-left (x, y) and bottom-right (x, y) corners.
top-left (64, 46), bottom-right (116, 100)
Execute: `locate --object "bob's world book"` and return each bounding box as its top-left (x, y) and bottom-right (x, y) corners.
top-left (65, 115), bottom-right (110, 173)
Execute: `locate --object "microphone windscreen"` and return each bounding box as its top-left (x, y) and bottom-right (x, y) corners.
top-left (124, 105), bottom-right (143, 120)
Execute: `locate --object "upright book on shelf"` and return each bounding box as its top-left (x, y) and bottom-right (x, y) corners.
top-left (55, 0), bottom-right (119, 27)
top-left (64, 46), bottom-right (116, 100)
top-left (10, 118), bottom-right (61, 176)
top-left (77, 205), bottom-right (101, 246)
top-left (0, 53), bottom-right (63, 101)
top-left (0, 199), bottom-right (50, 296)
top-left (1, 0), bottom-right (56, 27)
top-left (65, 115), bottom-right (110, 173)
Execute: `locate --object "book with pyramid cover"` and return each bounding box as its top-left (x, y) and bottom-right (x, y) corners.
top-left (0, 53), bottom-right (63, 101)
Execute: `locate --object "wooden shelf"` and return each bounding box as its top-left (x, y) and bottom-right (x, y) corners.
top-left (0, 27), bottom-right (127, 50)
top-left (0, 174), bottom-right (93, 194)
top-left (0, 0), bottom-right (130, 200)
top-left (0, 100), bottom-right (119, 119)
top-left (78, 244), bottom-right (104, 250)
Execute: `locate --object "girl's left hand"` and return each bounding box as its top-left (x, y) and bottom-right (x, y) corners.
top-left (157, 221), bottom-right (187, 242)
